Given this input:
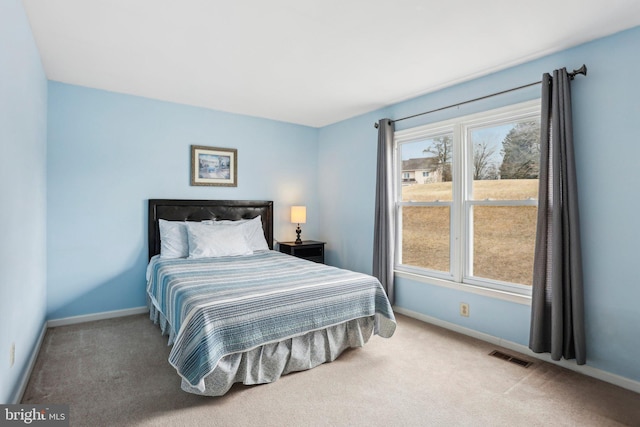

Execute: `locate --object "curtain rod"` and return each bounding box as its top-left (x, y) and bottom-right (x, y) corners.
top-left (374, 64), bottom-right (587, 128)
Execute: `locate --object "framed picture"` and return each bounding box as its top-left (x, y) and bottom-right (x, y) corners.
top-left (191, 145), bottom-right (237, 187)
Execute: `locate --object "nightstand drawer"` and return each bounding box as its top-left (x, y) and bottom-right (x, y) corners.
top-left (279, 241), bottom-right (325, 264)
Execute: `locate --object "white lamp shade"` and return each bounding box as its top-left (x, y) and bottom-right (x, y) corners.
top-left (291, 206), bottom-right (306, 224)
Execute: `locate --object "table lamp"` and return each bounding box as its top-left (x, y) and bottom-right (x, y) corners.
top-left (290, 206), bottom-right (306, 244)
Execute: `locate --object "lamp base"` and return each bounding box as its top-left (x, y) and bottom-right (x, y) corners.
top-left (295, 225), bottom-right (302, 244)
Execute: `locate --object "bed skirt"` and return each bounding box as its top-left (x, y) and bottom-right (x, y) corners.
top-left (149, 304), bottom-right (374, 396)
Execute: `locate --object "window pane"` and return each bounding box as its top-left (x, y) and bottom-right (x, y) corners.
top-left (472, 206), bottom-right (537, 286)
top-left (470, 121), bottom-right (540, 200)
top-left (400, 135), bottom-right (453, 202)
top-left (401, 206), bottom-right (450, 273)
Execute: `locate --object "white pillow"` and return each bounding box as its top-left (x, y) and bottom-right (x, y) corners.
top-left (186, 222), bottom-right (253, 258)
top-left (159, 219), bottom-right (189, 258)
top-left (214, 219), bottom-right (248, 224)
top-left (214, 216), bottom-right (269, 252)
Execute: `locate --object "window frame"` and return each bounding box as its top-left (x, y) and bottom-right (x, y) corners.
top-left (393, 99), bottom-right (541, 297)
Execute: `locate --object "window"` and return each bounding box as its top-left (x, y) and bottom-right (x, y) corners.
top-left (394, 100), bottom-right (540, 295)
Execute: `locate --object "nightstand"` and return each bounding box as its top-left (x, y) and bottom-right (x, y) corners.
top-left (279, 240), bottom-right (325, 264)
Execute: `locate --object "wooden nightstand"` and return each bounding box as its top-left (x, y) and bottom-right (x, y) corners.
top-left (279, 241), bottom-right (325, 264)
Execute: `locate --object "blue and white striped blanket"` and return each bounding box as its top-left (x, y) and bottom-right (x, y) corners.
top-left (146, 250), bottom-right (396, 389)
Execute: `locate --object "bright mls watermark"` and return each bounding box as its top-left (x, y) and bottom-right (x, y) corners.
top-left (0, 405), bottom-right (68, 426)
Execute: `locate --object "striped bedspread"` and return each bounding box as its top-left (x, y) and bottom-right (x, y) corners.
top-left (146, 250), bottom-right (396, 389)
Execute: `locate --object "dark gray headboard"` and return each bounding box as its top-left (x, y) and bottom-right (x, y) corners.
top-left (148, 199), bottom-right (274, 259)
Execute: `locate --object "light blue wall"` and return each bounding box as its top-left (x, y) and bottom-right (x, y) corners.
top-left (318, 26), bottom-right (640, 383)
top-left (318, 111), bottom-right (388, 273)
top-left (0, 0), bottom-right (48, 403)
top-left (47, 83), bottom-right (319, 320)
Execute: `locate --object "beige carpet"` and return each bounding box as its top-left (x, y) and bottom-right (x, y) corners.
top-left (22, 313), bottom-right (639, 426)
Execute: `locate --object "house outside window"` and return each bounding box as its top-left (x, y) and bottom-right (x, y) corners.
top-left (402, 158), bottom-right (441, 184)
top-left (394, 100), bottom-right (541, 295)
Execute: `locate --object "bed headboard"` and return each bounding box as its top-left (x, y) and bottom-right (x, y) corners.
top-left (148, 199), bottom-right (274, 260)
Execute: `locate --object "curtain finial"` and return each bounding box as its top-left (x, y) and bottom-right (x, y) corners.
top-left (569, 64), bottom-right (587, 80)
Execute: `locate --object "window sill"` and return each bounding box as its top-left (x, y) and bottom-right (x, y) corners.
top-left (394, 270), bottom-right (532, 306)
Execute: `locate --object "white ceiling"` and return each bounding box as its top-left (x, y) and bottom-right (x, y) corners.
top-left (22, 0), bottom-right (640, 128)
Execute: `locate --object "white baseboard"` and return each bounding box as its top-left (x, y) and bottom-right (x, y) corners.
top-left (11, 322), bottom-right (47, 404)
top-left (47, 306), bottom-right (149, 328)
top-left (393, 306), bottom-right (640, 395)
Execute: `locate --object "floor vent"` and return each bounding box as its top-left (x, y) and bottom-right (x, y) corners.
top-left (489, 350), bottom-right (533, 368)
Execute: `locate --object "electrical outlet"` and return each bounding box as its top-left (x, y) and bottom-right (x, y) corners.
top-left (460, 303), bottom-right (470, 317)
top-left (10, 342), bottom-right (15, 368)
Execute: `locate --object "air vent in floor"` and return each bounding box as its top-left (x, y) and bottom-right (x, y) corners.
top-left (489, 350), bottom-right (533, 368)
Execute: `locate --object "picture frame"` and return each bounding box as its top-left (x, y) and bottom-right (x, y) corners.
top-left (191, 145), bottom-right (237, 187)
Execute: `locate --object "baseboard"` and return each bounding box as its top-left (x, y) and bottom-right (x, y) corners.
top-left (47, 306), bottom-right (149, 328)
top-left (11, 322), bottom-right (47, 404)
top-left (393, 306), bottom-right (640, 395)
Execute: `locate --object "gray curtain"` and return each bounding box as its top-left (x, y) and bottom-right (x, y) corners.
top-left (529, 69), bottom-right (586, 364)
top-left (373, 119), bottom-right (395, 304)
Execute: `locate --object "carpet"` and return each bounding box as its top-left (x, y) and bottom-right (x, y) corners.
top-left (22, 313), bottom-right (640, 426)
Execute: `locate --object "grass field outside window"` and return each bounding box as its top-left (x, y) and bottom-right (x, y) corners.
top-left (395, 100), bottom-right (541, 294)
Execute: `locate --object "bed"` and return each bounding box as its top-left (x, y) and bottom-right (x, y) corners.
top-left (146, 199), bottom-right (396, 396)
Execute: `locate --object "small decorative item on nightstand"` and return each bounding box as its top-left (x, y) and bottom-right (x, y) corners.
top-left (279, 240), bottom-right (325, 264)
